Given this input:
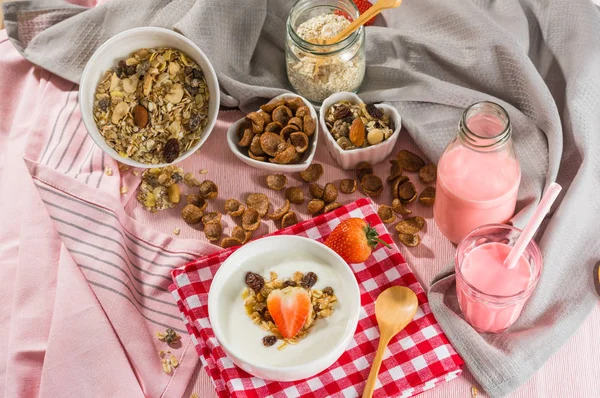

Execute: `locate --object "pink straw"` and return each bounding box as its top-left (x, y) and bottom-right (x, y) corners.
top-left (504, 182), bottom-right (562, 270)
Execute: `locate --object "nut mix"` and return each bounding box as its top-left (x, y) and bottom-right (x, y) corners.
top-left (325, 101), bottom-right (394, 150)
top-left (93, 48), bottom-right (210, 164)
top-left (242, 270), bottom-right (337, 348)
top-left (137, 166), bottom-right (184, 212)
top-left (238, 97), bottom-right (315, 164)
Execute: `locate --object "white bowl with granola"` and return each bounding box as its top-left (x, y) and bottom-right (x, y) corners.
top-left (226, 93), bottom-right (319, 173)
top-left (208, 235), bottom-right (360, 382)
top-left (80, 27), bottom-right (220, 168)
top-left (320, 92), bottom-right (401, 170)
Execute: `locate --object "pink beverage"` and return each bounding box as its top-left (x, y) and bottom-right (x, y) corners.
top-left (455, 225), bottom-right (543, 333)
top-left (434, 102), bottom-right (521, 244)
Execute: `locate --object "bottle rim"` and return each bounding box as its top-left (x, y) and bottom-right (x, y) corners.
top-left (458, 101), bottom-right (512, 150)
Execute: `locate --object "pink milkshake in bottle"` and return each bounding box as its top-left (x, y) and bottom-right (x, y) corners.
top-left (434, 102), bottom-right (521, 244)
top-left (455, 224), bottom-right (543, 333)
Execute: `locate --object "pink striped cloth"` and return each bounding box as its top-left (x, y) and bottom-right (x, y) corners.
top-left (2, 25), bottom-right (600, 398)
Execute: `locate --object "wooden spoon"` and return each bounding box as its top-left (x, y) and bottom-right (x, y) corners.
top-left (323, 0), bottom-right (403, 45)
top-left (362, 286), bottom-right (418, 398)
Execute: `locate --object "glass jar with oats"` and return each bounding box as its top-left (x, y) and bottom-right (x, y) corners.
top-left (286, 0), bottom-right (366, 104)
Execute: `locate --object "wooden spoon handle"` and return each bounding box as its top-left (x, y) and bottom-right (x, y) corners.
top-left (362, 332), bottom-right (391, 398)
top-left (331, 0), bottom-right (403, 44)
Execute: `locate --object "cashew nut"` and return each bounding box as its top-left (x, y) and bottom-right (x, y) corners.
top-left (111, 102), bottom-right (129, 124)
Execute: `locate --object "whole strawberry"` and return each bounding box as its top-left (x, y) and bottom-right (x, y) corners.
top-left (351, 0), bottom-right (376, 26)
top-left (324, 218), bottom-right (390, 263)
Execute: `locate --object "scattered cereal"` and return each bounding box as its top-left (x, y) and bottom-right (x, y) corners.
top-left (471, 386), bottom-right (478, 398)
top-left (397, 150), bottom-right (425, 172)
top-left (268, 200), bottom-right (291, 221)
top-left (221, 236), bottom-right (243, 248)
top-left (387, 159), bottom-right (402, 182)
top-left (360, 174), bottom-right (383, 197)
top-left (377, 205), bottom-right (396, 224)
top-left (308, 183), bottom-right (324, 199)
top-left (224, 198), bottom-right (245, 217)
top-left (398, 181), bottom-right (417, 204)
top-left (104, 166), bottom-right (113, 176)
top-left (173, 228), bottom-right (181, 235)
top-left (419, 186), bottom-right (436, 206)
top-left (186, 194), bottom-right (208, 211)
top-left (392, 198), bottom-right (412, 216)
top-left (281, 211), bottom-right (299, 228)
top-left (398, 233), bottom-right (420, 247)
top-left (199, 169), bottom-right (208, 175)
top-left (201, 211), bottom-right (222, 225)
top-left (300, 163), bottom-right (324, 183)
top-left (156, 328), bottom-right (181, 344)
top-left (242, 208), bottom-right (261, 231)
top-left (198, 180), bottom-right (218, 199)
top-left (395, 216), bottom-right (426, 235)
top-left (285, 187), bottom-right (305, 205)
top-left (307, 199), bottom-right (325, 215)
top-left (356, 161), bottom-right (374, 182)
top-left (418, 163), bottom-right (437, 184)
top-left (323, 202), bottom-right (342, 213)
top-left (246, 193), bottom-right (270, 217)
top-left (120, 186), bottom-right (128, 194)
top-left (181, 204), bottom-right (203, 224)
top-left (322, 183), bottom-right (338, 203)
top-left (204, 222), bottom-right (222, 241)
top-left (266, 174), bottom-right (287, 191)
top-left (339, 178), bottom-right (357, 194)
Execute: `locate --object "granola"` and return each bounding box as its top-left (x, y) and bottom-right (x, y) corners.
top-left (93, 48), bottom-right (210, 164)
top-left (241, 271), bottom-right (337, 348)
top-left (136, 166), bottom-right (184, 212)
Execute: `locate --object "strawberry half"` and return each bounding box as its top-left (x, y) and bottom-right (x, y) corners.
top-left (267, 287), bottom-right (311, 339)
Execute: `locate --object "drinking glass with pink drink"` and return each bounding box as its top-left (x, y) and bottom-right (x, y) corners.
top-left (434, 102), bottom-right (521, 244)
top-left (455, 224), bottom-right (543, 333)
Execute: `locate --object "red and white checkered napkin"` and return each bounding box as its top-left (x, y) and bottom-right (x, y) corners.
top-left (170, 198), bottom-right (463, 397)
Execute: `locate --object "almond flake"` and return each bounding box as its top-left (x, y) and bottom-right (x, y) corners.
top-left (120, 186), bottom-right (128, 194)
top-left (104, 166), bottom-right (113, 176)
top-left (173, 228), bottom-right (181, 235)
top-left (199, 169), bottom-right (208, 174)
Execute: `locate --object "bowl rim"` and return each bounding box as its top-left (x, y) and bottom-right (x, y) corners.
top-left (207, 235), bottom-right (361, 374)
top-left (319, 91), bottom-right (402, 155)
top-left (226, 93), bottom-right (319, 172)
top-left (79, 26), bottom-right (221, 169)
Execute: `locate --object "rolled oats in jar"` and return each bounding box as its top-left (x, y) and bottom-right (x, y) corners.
top-left (286, 0), bottom-right (366, 104)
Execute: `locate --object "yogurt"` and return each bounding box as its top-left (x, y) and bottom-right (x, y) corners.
top-left (216, 251), bottom-right (353, 367)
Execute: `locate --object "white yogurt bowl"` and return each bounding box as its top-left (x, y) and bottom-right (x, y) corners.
top-left (226, 93), bottom-right (319, 173)
top-left (320, 92), bottom-right (401, 170)
top-left (208, 236), bottom-right (360, 382)
top-left (80, 27), bottom-right (220, 168)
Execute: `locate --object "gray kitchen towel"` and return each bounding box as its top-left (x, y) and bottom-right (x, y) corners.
top-left (3, 0), bottom-right (600, 396)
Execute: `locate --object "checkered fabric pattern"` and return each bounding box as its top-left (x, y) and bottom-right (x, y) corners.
top-left (170, 198), bottom-right (463, 397)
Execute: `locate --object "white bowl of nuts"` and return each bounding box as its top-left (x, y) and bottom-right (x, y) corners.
top-left (80, 27), bottom-right (220, 168)
top-left (208, 235), bottom-right (360, 381)
top-left (226, 93), bottom-right (319, 173)
top-left (320, 92), bottom-right (401, 170)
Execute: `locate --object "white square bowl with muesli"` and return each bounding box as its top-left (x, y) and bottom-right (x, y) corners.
top-left (80, 27), bottom-right (220, 168)
top-left (320, 92), bottom-right (402, 170)
top-left (207, 235), bottom-right (360, 382)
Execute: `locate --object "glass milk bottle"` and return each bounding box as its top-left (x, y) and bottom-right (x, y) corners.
top-left (434, 102), bottom-right (521, 244)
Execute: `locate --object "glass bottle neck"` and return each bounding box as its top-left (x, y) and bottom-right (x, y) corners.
top-left (458, 101), bottom-right (512, 152)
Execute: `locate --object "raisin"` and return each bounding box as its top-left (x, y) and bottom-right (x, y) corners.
top-left (343, 116), bottom-right (355, 124)
top-left (162, 138), bottom-right (180, 163)
top-left (282, 280), bottom-right (297, 288)
top-left (264, 311), bottom-right (272, 322)
top-left (115, 60), bottom-right (128, 78)
top-left (184, 66), bottom-right (194, 75)
top-left (184, 83), bottom-right (199, 97)
top-left (245, 272), bottom-right (265, 293)
top-left (263, 335), bottom-right (277, 347)
top-left (126, 65), bottom-right (137, 76)
top-left (300, 272), bottom-right (317, 289)
top-left (188, 113), bottom-right (201, 131)
top-left (323, 286), bottom-right (334, 296)
top-left (191, 68), bottom-right (204, 80)
top-left (366, 103), bottom-right (384, 119)
top-left (333, 105), bottom-right (350, 120)
top-left (98, 98), bottom-right (110, 112)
